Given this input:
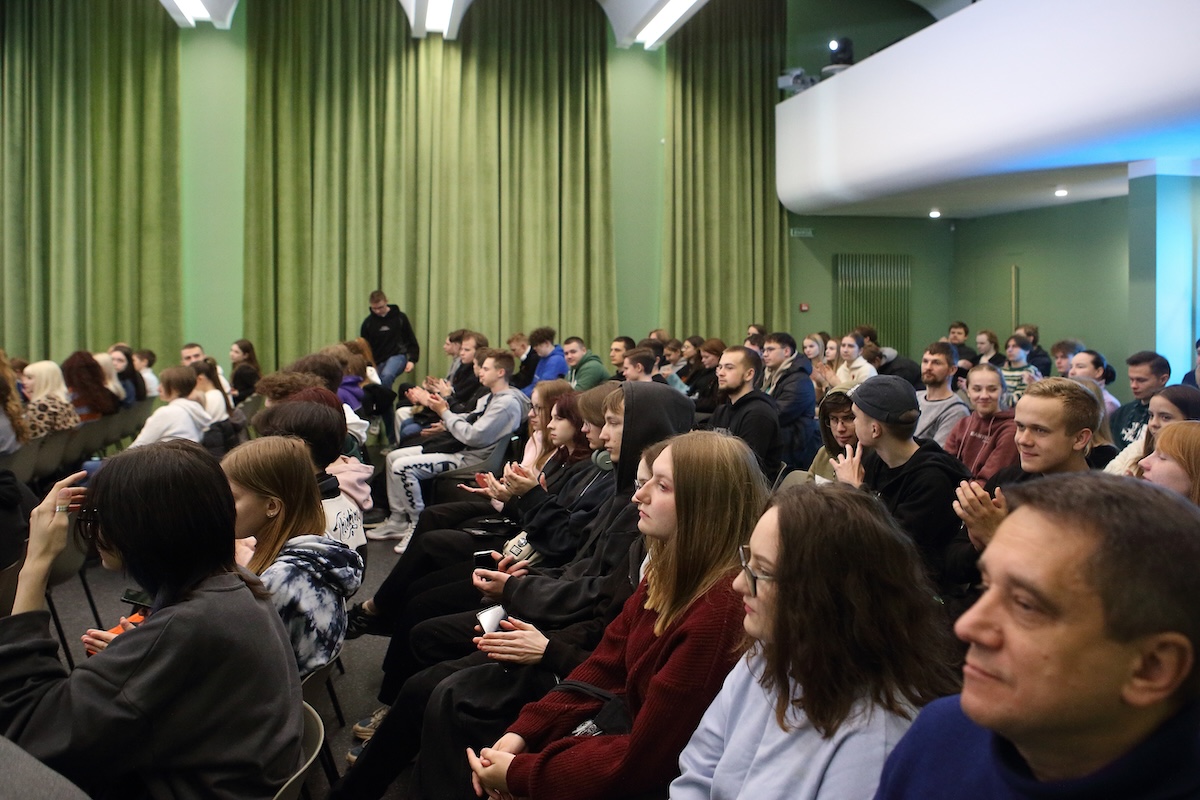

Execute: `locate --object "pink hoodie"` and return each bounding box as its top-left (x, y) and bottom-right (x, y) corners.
top-left (325, 455), bottom-right (374, 510)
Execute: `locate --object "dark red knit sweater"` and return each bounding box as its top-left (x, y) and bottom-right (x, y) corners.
top-left (505, 571), bottom-right (745, 800)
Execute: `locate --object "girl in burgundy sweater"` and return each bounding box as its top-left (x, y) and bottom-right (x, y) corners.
top-left (945, 363), bottom-right (1019, 483)
top-left (467, 430), bottom-right (769, 800)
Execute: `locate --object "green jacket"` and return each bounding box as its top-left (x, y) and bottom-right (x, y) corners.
top-left (568, 352), bottom-right (608, 391)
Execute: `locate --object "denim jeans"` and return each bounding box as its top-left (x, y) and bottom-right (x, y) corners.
top-left (378, 354), bottom-right (408, 390)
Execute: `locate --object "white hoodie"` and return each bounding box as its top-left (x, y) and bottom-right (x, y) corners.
top-left (129, 397), bottom-right (212, 448)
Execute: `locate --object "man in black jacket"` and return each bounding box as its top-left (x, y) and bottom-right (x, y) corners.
top-left (761, 332), bottom-right (820, 470)
top-left (361, 290), bottom-right (420, 390)
top-left (710, 345), bottom-right (781, 479)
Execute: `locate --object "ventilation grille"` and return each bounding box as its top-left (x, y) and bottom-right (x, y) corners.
top-left (834, 254), bottom-right (912, 356)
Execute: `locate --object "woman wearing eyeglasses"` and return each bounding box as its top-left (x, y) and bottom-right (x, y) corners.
top-left (0, 440), bottom-right (304, 798)
top-left (670, 483), bottom-right (960, 800)
top-left (466, 431), bottom-right (769, 800)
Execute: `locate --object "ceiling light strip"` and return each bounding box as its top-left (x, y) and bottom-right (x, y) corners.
top-left (635, 0), bottom-right (705, 49)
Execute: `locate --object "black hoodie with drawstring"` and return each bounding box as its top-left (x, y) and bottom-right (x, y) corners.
top-left (501, 382), bottom-right (695, 629)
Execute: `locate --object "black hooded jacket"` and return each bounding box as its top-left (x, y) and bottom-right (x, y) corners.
top-left (861, 438), bottom-right (970, 592)
top-left (766, 356), bottom-right (821, 469)
top-left (502, 382), bottom-right (695, 628)
top-left (708, 389), bottom-right (782, 478)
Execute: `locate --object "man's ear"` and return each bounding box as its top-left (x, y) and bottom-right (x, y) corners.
top-left (1123, 633), bottom-right (1194, 708)
top-left (1072, 428), bottom-right (1094, 453)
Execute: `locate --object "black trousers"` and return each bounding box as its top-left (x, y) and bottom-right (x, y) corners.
top-left (329, 653), bottom-right (561, 800)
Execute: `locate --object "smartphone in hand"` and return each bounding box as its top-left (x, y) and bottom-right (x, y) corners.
top-left (476, 605), bottom-right (508, 634)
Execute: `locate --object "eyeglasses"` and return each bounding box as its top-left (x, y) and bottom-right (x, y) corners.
top-left (76, 507), bottom-right (101, 543)
top-left (738, 545), bottom-right (776, 597)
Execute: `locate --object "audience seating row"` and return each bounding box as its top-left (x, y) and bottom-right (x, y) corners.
top-left (0, 400), bottom-right (157, 485)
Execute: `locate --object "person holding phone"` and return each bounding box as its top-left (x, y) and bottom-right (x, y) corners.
top-left (669, 483), bottom-right (960, 799)
top-left (0, 441), bottom-right (303, 798)
top-left (465, 431), bottom-right (770, 800)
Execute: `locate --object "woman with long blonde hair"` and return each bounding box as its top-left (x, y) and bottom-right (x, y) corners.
top-left (21, 361), bottom-right (80, 439)
top-left (221, 436), bottom-right (363, 675)
top-left (467, 431), bottom-right (770, 800)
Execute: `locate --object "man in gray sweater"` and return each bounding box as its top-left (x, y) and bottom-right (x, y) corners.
top-left (372, 349), bottom-right (530, 552)
top-left (914, 341), bottom-right (969, 446)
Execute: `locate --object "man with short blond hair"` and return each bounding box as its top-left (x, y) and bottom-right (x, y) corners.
top-left (505, 332), bottom-right (539, 391)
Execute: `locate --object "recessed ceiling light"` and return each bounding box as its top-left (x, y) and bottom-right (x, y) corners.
top-left (929, 209), bottom-right (942, 218)
top-left (1054, 186), bottom-right (1069, 197)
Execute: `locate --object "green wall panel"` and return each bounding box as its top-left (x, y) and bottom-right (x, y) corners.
top-left (786, 215), bottom-right (954, 355)
top-left (179, 13), bottom-right (247, 370)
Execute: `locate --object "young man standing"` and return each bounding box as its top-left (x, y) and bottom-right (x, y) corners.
top-left (563, 337), bottom-right (607, 391)
top-left (832, 375), bottom-right (969, 594)
top-left (878, 474), bottom-right (1200, 799)
top-left (760, 332), bottom-right (819, 471)
top-left (710, 346), bottom-right (781, 478)
top-left (373, 350), bottom-right (529, 551)
top-left (915, 342), bottom-right (970, 446)
top-left (1110, 350), bottom-right (1171, 448)
top-left (361, 290), bottom-right (420, 391)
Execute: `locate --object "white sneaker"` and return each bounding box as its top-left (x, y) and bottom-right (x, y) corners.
top-left (368, 419), bottom-right (381, 436)
top-left (393, 532), bottom-right (414, 554)
top-left (365, 517), bottom-right (413, 541)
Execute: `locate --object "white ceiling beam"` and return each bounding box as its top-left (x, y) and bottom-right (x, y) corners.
top-left (159, 0), bottom-right (238, 29)
top-left (776, 0), bottom-right (1200, 215)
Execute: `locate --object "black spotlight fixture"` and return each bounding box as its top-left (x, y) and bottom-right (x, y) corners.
top-left (823, 37), bottom-right (854, 77)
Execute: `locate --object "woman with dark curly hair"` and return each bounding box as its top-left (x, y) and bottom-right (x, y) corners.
top-left (671, 483), bottom-right (960, 799)
top-left (61, 351), bottom-right (119, 422)
top-left (0, 350), bottom-right (30, 454)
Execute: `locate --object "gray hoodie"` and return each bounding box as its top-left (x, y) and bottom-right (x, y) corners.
top-left (440, 386), bottom-right (531, 467)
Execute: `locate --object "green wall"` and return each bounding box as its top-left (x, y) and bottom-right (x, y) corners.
top-left (952, 197), bottom-right (1133, 399)
top-left (786, 216), bottom-right (955, 354)
top-left (179, 14), bottom-right (247, 370)
top-left (607, 40), bottom-right (666, 341)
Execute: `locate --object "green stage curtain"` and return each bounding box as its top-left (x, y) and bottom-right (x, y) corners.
top-left (660, 0), bottom-right (790, 343)
top-left (0, 0), bottom-right (180, 362)
top-left (244, 0), bottom-right (615, 370)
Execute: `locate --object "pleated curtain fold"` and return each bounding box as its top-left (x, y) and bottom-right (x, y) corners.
top-left (0, 0), bottom-right (181, 362)
top-left (243, 0), bottom-right (616, 369)
top-left (661, 0), bottom-right (790, 343)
